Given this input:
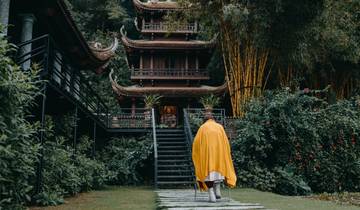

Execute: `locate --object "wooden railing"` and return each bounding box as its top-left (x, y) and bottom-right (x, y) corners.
top-left (142, 22), bottom-right (197, 33)
top-left (109, 108), bottom-right (152, 128)
top-left (131, 68), bottom-right (209, 80)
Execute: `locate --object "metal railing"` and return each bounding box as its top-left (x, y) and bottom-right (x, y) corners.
top-left (185, 108), bottom-right (226, 127)
top-left (151, 108), bottom-right (158, 188)
top-left (131, 68), bottom-right (209, 80)
top-left (224, 116), bottom-right (240, 140)
top-left (142, 22), bottom-right (197, 33)
top-left (109, 108), bottom-right (152, 128)
top-left (16, 34), bottom-right (110, 128)
top-left (183, 108), bottom-right (194, 145)
top-left (183, 108), bottom-right (198, 197)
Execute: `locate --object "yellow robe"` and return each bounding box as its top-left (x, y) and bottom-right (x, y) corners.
top-left (192, 119), bottom-right (237, 190)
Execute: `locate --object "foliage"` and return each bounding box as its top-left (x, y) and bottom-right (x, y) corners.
top-left (143, 94), bottom-right (162, 109)
top-left (232, 89), bottom-right (360, 195)
top-left (33, 116), bottom-right (107, 206)
top-left (0, 25), bottom-right (40, 210)
top-left (67, 0), bottom-right (133, 112)
top-left (309, 192), bottom-right (360, 207)
top-left (199, 94), bottom-right (220, 110)
top-left (274, 167), bottom-right (311, 196)
top-left (171, 0), bottom-right (360, 114)
top-left (100, 136), bottom-right (153, 185)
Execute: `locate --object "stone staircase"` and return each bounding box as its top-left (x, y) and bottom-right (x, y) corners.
top-left (156, 128), bottom-right (195, 188)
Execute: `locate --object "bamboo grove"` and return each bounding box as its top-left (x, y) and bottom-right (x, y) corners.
top-left (220, 22), bottom-right (270, 117)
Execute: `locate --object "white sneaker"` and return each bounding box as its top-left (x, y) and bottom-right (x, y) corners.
top-left (214, 183), bottom-right (221, 199)
top-left (208, 187), bottom-right (216, 203)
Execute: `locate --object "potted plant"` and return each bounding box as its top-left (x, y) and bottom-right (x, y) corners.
top-left (143, 94), bottom-right (162, 126)
top-left (199, 94), bottom-right (220, 111)
top-left (144, 94), bottom-right (162, 109)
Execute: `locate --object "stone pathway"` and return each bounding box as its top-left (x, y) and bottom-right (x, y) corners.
top-left (156, 189), bottom-right (268, 210)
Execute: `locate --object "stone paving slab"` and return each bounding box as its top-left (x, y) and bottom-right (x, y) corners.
top-left (156, 189), bottom-right (267, 210)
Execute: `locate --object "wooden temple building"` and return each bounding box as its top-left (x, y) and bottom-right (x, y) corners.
top-left (110, 0), bottom-right (227, 128)
top-left (1, 0), bottom-right (228, 189)
top-left (2, 0), bottom-right (119, 159)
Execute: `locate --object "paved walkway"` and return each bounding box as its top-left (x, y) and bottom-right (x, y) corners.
top-left (156, 189), bottom-right (267, 210)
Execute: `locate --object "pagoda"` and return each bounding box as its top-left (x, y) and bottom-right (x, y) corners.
top-left (110, 0), bottom-right (226, 128)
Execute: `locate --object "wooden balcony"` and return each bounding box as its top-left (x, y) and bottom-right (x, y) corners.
top-left (131, 68), bottom-right (209, 80)
top-left (142, 22), bottom-right (198, 33)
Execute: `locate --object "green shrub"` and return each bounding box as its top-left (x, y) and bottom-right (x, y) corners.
top-left (232, 89), bottom-right (360, 194)
top-left (34, 116), bottom-right (107, 206)
top-left (274, 167), bottom-right (311, 195)
top-left (75, 136), bottom-right (107, 191)
top-left (0, 25), bottom-right (40, 210)
top-left (100, 136), bottom-right (153, 185)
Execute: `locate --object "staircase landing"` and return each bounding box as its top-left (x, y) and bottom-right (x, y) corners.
top-left (156, 189), bottom-right (267, 210)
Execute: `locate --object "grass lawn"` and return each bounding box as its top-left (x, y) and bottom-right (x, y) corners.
top-left (231, 188), bottom-right (360, 210)
top-left (29, 186), bottom-right (156, 210)
top-left (29, 187), bottom-right (360, 210)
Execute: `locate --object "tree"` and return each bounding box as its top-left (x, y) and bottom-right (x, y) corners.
top-left (172, 0), bottom-right (323, 116)
top-left (66, 0), bottom-right (134, 111)
top-left (0, 25), bottom-right (40, 210)
top-left (174, 0), bottom-right (360, 115)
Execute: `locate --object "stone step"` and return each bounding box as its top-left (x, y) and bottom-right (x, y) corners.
top-left (158, 146), bottom-right (187, 149)
top-left (158, 154), bottom-right (189, 158)
top-left (158, 150), bottom-right (187, 153)
top-left (157, 137), bottom-right (186, 141)
top-left (157, 134), bottom-right (185, 138)
top-left (158, 164), bottom-right (192, 168)
top-left (158, 159), bottom-right (191, 163)
top-left (158, 169), bottom-right (192, 173)
top-left (158, 175), bottom-right (194, 179)
top-left (158, 141), bottom-right (187, 145)
top-left (156, 129), bottom-right (184, 133)
top-left (158, 181), bottom-right (194, 185)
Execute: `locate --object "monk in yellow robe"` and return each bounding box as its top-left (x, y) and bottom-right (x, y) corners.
top-left (192, 112), bottom-right (237, 202)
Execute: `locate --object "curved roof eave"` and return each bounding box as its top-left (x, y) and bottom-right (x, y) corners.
top-left (55, 0), bottom-right (119, 72)
top-left (109, 70), bottom-right (227, 97)
top-left (133, 0), bottom-right (180, 11)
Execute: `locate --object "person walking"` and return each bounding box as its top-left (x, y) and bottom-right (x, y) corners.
top-left (192, 111), bottom-right (237, 202)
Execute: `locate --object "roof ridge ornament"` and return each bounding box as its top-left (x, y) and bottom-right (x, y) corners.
top-left (89, 37), bottom-right (119, 53)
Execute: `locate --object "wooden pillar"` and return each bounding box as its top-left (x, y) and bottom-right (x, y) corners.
top-left (131, 97), bottom-right (136, 127)
top-left (151, 54), bottom-right (154, 70)
top-left (19, 14), bottom-right (36, 70)
top-left (195, 55), bottom-right (199, 71)
top-left (142, 17), bottom-right (145, 30)
top-left (131, 98), bottom-right (136, 116)
top-left (140, 55), bottom-right (143, 69)
top-left (0, 0), bottom-right (10, 34)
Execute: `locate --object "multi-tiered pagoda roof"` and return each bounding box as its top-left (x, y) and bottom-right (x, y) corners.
top-left (110, 0), bottom-right (225, 127)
